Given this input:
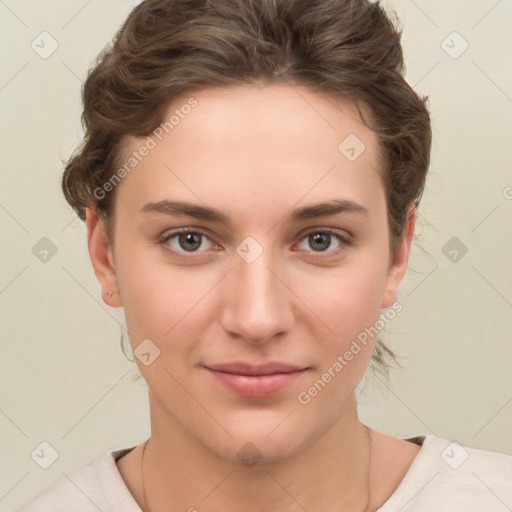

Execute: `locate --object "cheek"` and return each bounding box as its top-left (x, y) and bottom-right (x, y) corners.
top-left (296, 265), bottom-right (386, 410)
top-left (303, 258), bottom-right (387, 343)
top-left (116, 255), bottom-right (205, 391)
top-left (115, 245), bottom-right (215, 345)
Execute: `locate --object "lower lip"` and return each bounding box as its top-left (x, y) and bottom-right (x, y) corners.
top-left (204, 368), bottom-right (308, 398)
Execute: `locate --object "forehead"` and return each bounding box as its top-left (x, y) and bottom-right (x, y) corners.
top-left (113, 83), bottom-right (385, 226)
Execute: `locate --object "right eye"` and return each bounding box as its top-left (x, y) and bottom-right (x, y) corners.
top-left (159, 228), bottom-right (217, 256)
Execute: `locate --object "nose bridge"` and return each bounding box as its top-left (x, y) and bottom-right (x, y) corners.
top-left (222, 238), bottom-right (293, 343)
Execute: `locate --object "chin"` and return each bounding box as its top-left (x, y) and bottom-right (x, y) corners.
top-left (200, 417), bottom-right (312, 466)
top-left (216, 437), bottom-right (303, 467)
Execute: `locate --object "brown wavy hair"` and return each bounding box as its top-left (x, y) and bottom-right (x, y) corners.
top-left (61, 0), bottom-right (432, 377)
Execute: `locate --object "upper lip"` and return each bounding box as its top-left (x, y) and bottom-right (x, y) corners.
top-left (204, 361), bottom-right (308, 376)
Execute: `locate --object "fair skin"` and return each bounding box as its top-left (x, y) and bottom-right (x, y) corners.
top-left (86, 83), bottom-right (420, 511)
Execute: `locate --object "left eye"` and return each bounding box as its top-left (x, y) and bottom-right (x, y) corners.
top-left (159, 228), bottom-right (351, 256)
top-left (296, 229), bottom-right (351, 254)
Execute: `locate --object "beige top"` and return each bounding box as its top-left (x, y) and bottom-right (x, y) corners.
top-left (11, 435), bottom-right (512, 511)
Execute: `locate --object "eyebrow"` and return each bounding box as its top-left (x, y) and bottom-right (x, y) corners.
top-left (139, 199), bottom-right (369, 226)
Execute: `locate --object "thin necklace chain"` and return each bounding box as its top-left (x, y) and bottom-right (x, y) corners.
top-left (140, 426), bottom-right (372, 512)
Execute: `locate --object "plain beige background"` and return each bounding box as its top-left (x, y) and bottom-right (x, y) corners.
top-left (1, 0), bottom-right (511, 509)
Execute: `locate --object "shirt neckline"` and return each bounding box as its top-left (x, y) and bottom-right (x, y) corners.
top-left (374, 434), bottom-right (438, 511)
top-left (103, 434), bottom-right (432, 511)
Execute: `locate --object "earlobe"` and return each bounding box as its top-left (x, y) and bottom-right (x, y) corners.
top-left (85, 207), bottom-right (122, 307)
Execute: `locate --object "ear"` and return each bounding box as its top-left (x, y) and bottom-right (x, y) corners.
top-left (381, 203), bottom-right (417, 309)
top-left (85, 207), bottom-right (122, 307)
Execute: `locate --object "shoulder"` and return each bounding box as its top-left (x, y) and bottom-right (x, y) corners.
top-left (378, 435), bottom-right (512, 511)
top-left (11, 445), bottom-right (140, 512)
top-left (422, 436), bottom-right (512, 496)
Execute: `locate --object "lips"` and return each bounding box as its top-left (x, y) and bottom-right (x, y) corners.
top-left (203, 361), bottom-right (309, 398)
top-left (204, 361), bottom-right (308, 376)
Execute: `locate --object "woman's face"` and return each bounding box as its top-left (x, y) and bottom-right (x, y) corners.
top-left (88, 83), bottom-right (414, 463)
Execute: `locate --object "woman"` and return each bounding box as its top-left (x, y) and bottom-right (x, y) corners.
top-left (14, 0), bottom-right (512, 510)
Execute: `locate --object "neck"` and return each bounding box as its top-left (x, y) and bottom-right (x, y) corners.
top-left (141, 392), bottom-right (373, 512)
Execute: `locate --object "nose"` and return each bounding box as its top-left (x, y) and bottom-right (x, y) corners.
top-left (220, 245), bottom-right (295, 345)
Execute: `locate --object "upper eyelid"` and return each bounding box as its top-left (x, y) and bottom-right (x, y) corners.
top-left (160, 226), bottom-right (349, 239)
top-left (160, 227), bottom-right (214, 243)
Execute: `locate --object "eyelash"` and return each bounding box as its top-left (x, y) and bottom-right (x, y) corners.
top-left (158, 227), bottom-right (352, 259)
